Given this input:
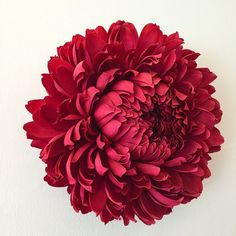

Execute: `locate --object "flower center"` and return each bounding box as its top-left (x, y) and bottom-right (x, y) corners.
top-left (141, 104), bottom-right (185, 150)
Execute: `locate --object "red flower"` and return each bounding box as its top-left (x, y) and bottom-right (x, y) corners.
top-left (24, 21), bottom-right (224, 225)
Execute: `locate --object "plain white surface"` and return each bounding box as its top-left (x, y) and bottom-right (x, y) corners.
top-left (0, 0), bottom-right (235, 235)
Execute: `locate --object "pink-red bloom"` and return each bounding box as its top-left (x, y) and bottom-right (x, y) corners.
top-left (24, 21), bottom-right (224, 225)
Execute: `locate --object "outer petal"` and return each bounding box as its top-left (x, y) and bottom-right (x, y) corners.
top-left (108, 20), bottom-right (138, 51)
top-left (137, 23), bottom-right (163, 54)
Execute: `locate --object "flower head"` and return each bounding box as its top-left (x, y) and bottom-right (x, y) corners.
top-left (24, 21), bottom-right (224, 225)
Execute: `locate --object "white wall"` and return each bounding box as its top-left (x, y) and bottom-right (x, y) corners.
top-left (0, 0), bottom-right (235, 235)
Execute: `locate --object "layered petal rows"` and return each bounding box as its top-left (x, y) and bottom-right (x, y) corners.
top-left (24, 21), bottom-right (224, 225)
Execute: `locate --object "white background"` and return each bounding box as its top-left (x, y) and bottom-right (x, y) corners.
top-left (0, 0), bottom-right (236, 235)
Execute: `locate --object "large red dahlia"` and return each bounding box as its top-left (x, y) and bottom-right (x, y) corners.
top-left (24, 21), bottom-right (224, 225)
